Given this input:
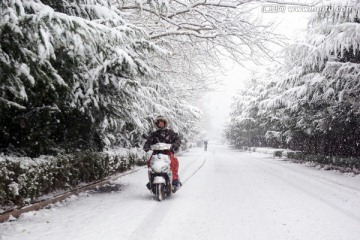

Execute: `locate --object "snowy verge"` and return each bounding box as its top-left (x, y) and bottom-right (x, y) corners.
top-left (0, 167), bottom-right (142, 223)
top-left (0, 148), bottom-right (146, 211)
top-left (242, 146), bottom-right (360, 175)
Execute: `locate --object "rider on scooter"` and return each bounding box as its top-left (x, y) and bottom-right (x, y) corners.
top-left (144, 116), bottom-right (182, 191)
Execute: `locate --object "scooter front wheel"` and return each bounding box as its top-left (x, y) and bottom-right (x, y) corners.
top-left (155, 183), bottom-right (165, 201)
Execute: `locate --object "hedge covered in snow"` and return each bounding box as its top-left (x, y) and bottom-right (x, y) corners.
top-left (0, 148), bottom-right (146, 207)
top-left (285, 152), bottom-right (360, 170)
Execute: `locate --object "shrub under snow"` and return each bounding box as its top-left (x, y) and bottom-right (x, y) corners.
top-left (0, 148), bottom-right (146, 207)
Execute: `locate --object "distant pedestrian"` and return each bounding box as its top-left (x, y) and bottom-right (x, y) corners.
top-left (204, 140), bottom-right (208, 151)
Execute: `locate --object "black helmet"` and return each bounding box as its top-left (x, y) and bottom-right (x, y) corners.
top-left (154, 116), bottom-right (168, 129)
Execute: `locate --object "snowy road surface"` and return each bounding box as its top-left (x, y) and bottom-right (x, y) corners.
top-left (1, 143), bottom-right (360, 240)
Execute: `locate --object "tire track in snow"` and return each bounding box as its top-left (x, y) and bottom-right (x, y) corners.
top-left (128, 152), bottom-right (208, 240)
top-left (182, 155), bottom-right (207, 185)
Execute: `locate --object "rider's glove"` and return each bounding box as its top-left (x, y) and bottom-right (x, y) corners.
top-left (170, 145), bottom-right (176, 153)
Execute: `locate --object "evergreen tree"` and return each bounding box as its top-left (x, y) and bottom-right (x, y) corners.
top-left (226, 0), bottom-right (360, 157)
top-left (0, 0), bottom-right (188, 156)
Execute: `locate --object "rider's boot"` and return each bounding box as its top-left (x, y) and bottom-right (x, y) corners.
top-left (172, 179), bottom-right (182, 193)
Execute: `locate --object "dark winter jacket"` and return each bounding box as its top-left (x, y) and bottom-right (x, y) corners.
top-left (143, 128), bottom-right (181, 153)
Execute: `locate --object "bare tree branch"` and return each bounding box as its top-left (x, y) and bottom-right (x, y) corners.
top-left (110, 0), bottom-right (317, 103)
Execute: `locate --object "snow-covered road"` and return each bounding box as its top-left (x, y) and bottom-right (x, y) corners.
top-left (1, 143), bottom-right (360, 240)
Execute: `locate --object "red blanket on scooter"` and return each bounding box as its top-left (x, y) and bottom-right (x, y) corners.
top-left (147, 151), bottom-right (179, 180)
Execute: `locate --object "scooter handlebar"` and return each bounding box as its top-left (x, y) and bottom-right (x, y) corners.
top-left (150, 143), bottom-right (172, 151)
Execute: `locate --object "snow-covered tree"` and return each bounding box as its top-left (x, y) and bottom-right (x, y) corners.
top-left (226, 0), bottom-right (360, 157)
top-left (226, 66), bottom-right (284, 148)
top-left (0, 0), bottom-right (200, 156)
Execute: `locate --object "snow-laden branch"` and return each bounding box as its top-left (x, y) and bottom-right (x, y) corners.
top-left (0, 98), bottom-right (26, 110)
top-left (119, 0), bottom-right (311, 18)
top-left (116, 0), bottom-right (290, 68)
top-left (150, 30), bottom-right (220, 39)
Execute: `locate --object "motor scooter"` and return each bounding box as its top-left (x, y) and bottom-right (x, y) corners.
top-left (147, 143), bottom-right (173, 201)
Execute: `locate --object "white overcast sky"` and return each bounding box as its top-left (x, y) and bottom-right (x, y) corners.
top-left (202, 2), bottom-right (312, 140)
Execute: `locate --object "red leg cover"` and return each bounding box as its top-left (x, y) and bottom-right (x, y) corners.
top-left (169, 153), bottom-right (179, 180)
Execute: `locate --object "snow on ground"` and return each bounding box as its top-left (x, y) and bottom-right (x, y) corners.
top-left (1, 144), bottom-right (360, 240)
